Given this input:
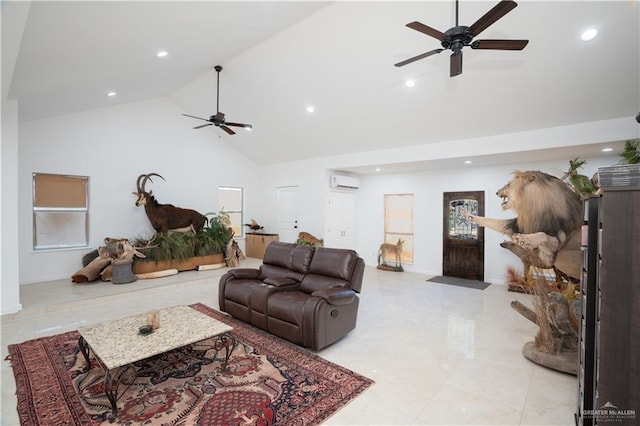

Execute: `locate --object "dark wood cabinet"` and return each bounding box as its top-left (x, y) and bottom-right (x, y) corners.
top-left (576, 185), bottom-right (640, 426)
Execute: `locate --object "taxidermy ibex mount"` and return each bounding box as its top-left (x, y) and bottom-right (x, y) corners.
top-left (133, 173), bottom-right (207, 234)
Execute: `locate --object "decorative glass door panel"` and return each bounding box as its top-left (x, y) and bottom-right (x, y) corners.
top-left (443, 192), bottom-right (484, 281)
top-left (449, 199), bottom-right (478, 240)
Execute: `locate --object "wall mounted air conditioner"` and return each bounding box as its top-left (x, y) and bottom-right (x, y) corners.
top-left (330, 175), bottom-right (360, 189)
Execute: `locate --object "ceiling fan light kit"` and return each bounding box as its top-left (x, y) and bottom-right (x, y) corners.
top-left (182, 65), bottom-right (253, 135)
top-left (395, 0), bottom-right (529, 77)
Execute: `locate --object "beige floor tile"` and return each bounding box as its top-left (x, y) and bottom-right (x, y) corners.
top-left (1, 260), bottom-right (577, 425)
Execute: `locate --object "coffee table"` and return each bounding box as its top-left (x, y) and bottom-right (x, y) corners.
top-left (77, 305), bottom-right (235, 421)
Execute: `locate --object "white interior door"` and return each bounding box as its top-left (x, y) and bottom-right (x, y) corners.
top-left (325, 190), bottom-right (356, 249)
top-left (276, 186), bottom-right (299, 243)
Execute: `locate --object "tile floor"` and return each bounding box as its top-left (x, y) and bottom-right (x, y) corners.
top-left (1, 259), bottom-right (577, 425)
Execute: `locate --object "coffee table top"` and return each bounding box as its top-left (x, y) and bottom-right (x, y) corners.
top-left (78, 305), bottom-right (233, 370)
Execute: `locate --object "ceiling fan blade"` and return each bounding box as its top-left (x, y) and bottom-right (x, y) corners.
top-left (406, 21), bottom-right (447, 41)
top-left (220, 125), bottom-right (236, 135)
top-left (394, 49), bottom-right (444, 67)
top-left (193, 123), bottom-right (213, 129)
top-left (468, 0), bottom-right (517, 37)
top-left (182, 113), bottom-right (210, 122)
top-left (225, 122), bottom-right (253, 129)
top-left (450, 52), bottom-right (463, 77)
top-left (471, 39), bottom-right (528, 50)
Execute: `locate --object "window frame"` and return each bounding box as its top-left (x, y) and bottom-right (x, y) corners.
top-left (32, 172), bottom-right (89, 250)
top-left (218, 186), bottom-right (244, 238)
top-left (383, 193), bottom-right (414, 264)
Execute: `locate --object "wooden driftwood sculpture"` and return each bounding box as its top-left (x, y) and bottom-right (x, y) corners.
top-left (72, 249), bottom-right (112, 283)
top-left (225, 239), bottom-right (245, 267)
top-left (297, 231), bottom-right (323, 246)
top-left (510, 278), bottom-right (579, 375)
top-left (72, 238), bottom-right (145, 283)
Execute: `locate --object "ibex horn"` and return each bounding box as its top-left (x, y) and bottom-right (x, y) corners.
top-left (140, 173), bottom-right (165, 193)
top-left (136, 174), bottom-right (146, 193)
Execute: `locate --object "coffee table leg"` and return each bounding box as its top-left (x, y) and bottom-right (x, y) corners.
top-left (214, 332), bottom-right (237, 370)
top-left (78, 336), bottom-right (91, 371)
top-left (104, 366), bottom-right (134, 422)
top-left (103, 369), bottom-right (119, 422)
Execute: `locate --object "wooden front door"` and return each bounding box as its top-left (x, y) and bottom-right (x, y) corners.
top-left (443, 191), bottom-right (485, 281)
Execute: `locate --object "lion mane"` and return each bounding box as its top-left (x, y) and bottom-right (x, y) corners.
top-left (465, 170), bottom-right (584, 280)
top-left (501, 170), bottom-right (582, 237)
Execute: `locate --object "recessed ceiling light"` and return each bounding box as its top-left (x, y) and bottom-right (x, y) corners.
top-left (107, 91), bottom-right (117, 97)
top-left (405, 79), bottom-right (415, 88)
top-left (464, 160), bottom-right (472, 164)
top-left (375, 168), bottom-right (381, 172)
top-left (306, 106), bottom-right (315, 113)
top-left (602, 147), bottom-right (613, 152)
top-left (156, 50), bottom-right (169, 58)
top-left (581, 28), bottom-right (598, 41)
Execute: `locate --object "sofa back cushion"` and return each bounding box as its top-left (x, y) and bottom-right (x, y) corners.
top-left (262, 242), bottom-right (295, 268)
top-left (299, 248), bottom-right (358, 293)
top-left (290, 245), bottom-right (315, 273)
top-left (308, 247), bottom-right (358, 280)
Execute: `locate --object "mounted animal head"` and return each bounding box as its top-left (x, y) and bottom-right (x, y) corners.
top-left (497, 170), bottom-right (581, 235)
top-left (132, 173), bottom-right (165, 206)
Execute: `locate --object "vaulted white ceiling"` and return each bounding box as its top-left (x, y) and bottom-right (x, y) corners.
top-left (4, 1), bottom-right (640, 168)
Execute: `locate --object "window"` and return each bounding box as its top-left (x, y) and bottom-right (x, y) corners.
top-left (33, 173), bottom-right (89, 250)
top-left (218, 186), bottom-right (243, 237)
top-left (384, 193), bottom-right (414, 264)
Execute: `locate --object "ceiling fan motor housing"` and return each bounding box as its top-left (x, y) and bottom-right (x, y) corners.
top-left (443, 26), bottom-right (474, 51)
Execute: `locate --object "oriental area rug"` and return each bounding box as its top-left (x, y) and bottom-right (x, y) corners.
top-left (7, 303), bottom-right (373, 425)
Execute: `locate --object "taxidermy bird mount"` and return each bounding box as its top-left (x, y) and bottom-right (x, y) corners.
top-left (395, 0), bottom-right (529, 77)
top-left (182, 65), bottom-right (253, 135)
top-left (244, 219), bottom-right (264, 231)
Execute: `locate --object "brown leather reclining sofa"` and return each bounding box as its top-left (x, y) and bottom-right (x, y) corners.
top-left (218, 241), bottom-right (365, 350)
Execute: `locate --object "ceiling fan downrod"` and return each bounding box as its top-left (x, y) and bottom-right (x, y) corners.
top-left (214, 65), bottom-right (222, 114)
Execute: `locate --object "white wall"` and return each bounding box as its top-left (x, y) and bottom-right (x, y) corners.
top-left (253, 119), bottom-right (633, 284)
top-left (1, 100), bottom-right (22, 314)
top-left (257, 158), bottom-right (329, 237)
top-left (354, 158), bottom-right (613, 283)
top-left (17, 97), bottom-right (261, 285)
top-left (6, 95), bottom-right (637, 315)
top-left (1, 0), bottom-right (31, 315)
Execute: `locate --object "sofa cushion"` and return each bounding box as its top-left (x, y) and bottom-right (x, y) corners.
top-left (289, 245), bottom-right (315, 273)
top-left (308, 247), bottom-right (358, 280)
top-left (262, 242), bottom-right (295, 268)
top-left (267, 291), bottom-right (309, 325)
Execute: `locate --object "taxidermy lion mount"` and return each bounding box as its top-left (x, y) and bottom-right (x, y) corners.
top-left (463, 170), bottom-right (582, 281)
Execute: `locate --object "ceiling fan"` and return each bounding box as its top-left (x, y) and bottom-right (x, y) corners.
top-left (394, 0), bottom-right (529, 77)
top-left (182, 65), bottom-right (252, 135)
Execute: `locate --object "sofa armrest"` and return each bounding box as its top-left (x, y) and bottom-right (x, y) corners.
top-left (227, 268), bottom-right (261, 280)
top-left (263, 277), bottom-right (298, 287)
top-left (311, 287), bottom-right (356, 305)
